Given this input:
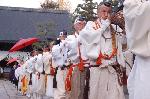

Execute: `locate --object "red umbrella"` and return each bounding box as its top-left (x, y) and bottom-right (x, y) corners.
top-left (9, 38), bottom-right (38, 52)
top-left (7, 58), bottom-right (18, 64)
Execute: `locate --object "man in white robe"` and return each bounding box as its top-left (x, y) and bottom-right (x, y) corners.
top-left (65, 16), bottom-right (88, 99)
top-left (15, 62), bottom-right (28, 96)
top-left (52, 32), bottom-right (68, 99)
top-left (24, 51), bottom-right (38, 99)
top-left (15, 65), bottom-right (25, 95)
top-left (34, 49), bottom-right (46, 99)
top-left (79, 2), bottom-right (125, 99)
top-left (43, 46), bottom-right (54, 98)
top-left (123, 0), bottom-right (150, 99)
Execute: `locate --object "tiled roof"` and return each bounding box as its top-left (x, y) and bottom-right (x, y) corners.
top-left (0, 6), bottom-right (72, 42)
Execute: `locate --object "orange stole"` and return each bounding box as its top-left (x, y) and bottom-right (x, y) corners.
top-left (96, 48), bottom-right (117, 65)
top-left (77, 57), bottom-right (85, 72)
top-left (21, 75), bottom-right (28, 94)
top-left (45, 74), bottom-right (48, 91)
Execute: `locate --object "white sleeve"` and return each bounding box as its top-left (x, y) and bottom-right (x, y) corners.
top-left (65, 35), bottom-right (79, 60)
top-left (123, 0), bottom-right (150, 57)
top-left (79, 21), bottom-right (110, 59)
top-left (52, 45), bottom-right (64, 66)
top-left (80, 21), bottom-right (110, 44)
top-left (124, 0), bottom-right (150, 36)
top-left (52, 45), bottom-right (61, 59)
top-left (15, 69), bottom-right (19, 79)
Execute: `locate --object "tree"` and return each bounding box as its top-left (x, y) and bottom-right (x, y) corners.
top-left (36, 21), bottom-right (57, 45)
top-left (41, 0), bottom-right (59, 9)
top-left (41, 0), bottom-right (71, 11)
top-left (73, 0), bottom-right (98, 21)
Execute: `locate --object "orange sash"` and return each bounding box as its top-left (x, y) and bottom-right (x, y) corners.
top-left (65, 64), bottom-right (75, 92)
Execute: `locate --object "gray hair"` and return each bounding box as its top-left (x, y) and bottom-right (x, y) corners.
top-left (97, 1), bottom-right (112, 10)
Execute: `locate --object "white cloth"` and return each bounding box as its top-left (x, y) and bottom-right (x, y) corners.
top-left (66, 33), bottom-right (80, 64)
top-left (34, 54), bottom-right (46, 95)
top-left (35, 54), bottom-right (44, 73)
top-left (80, 19), bottom-right (125, 99)
top-left (35, 74), bottom-right (45, 95)
top-left (80, 19), bottom-right (125, 67)
top-left (15, 65), bottom-right (26, 78)
top-left (78, 34), bottom-right (89, 61)
top-left (60, 40), bottom-right (68, 65)
top-left (15, 67), bottom-right (22, 79)
top-left (89, 67), bottom-right (125, 99)
top-left (123, 0), bottom-right (150, 57)
top-left (124, 0), bottom-right (150, 99)
top-left (0, 67), bottom-right (3, 74)
top-left (24, 58), bottom-right (32, 74)
top-left (31, 73), bottom-right (38, 93)
top-left (127, 56), bottom-right (150, 99)
top-left (26, 56), bottom-right (37, 74)
top-left (43, 52), bottom-right (52, 74)
top-left (52, 45), bottom-right (64, 67)
top-left (46, 75), bottom-right (54, 97)
top-left (79, 19), bottom-right (110, 60)
top-left (54, 68), bottom-right (67, 99)
top-left (123, 50), bottom-right (134, 76)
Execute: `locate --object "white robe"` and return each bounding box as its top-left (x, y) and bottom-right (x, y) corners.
top-left (52, 45), bottom-right (64, 67)
top-left (123, 50), bottom-right (134, 76)
top-left (124, 0), bottom-right (150, 99)
top-left (43, 52), bottom-right (54, 97)
top-left (34, 54), bottom-right (45, 95)
top-left (35, 54), bottom-right (43, 73)
top-left (80, 19), bottom-right (125, 67)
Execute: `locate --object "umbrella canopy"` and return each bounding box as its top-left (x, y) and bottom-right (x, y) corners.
top-left (7, 58), bottom-right (18, 64)
top-left (9, 38), bottom-right (38, 52)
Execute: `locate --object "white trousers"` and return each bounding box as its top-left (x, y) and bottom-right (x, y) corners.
top-left (54, 68), bottom-right (67, 99)
top-left (46, 75), bottom-right (54, 97)
top-left (89, 66), bottom-right (125, 99)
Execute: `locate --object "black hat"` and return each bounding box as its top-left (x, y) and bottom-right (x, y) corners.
top-left (59, 30), bottom-right (67, 36)
top-left (99, 1), bottom-right (112, 7)
top-left (74, 16), bottom-right (86, 24)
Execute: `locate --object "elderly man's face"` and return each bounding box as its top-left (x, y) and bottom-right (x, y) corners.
top-left (74, 21), bottom-right (86, 32)
top-left (97, 4), bottom-right (112, 20)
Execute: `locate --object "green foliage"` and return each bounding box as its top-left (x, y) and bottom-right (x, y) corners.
top-left (36, 21), bottom-right (56, 38)
top-left (32, 42), bottom-right (43, 49)
top-left (73, 0), bottom-right (98, 21)
top-left (41, 0), bottom-right (59, 9)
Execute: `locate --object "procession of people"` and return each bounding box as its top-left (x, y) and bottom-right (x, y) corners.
top-left (3, 0), bottom-right (150, 99)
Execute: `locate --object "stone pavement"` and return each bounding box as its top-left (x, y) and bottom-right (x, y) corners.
top-left (0, 79), bottom-right (54, 99)
top-left (0, 79), bottom-right (27, 99)
top-left (0, 79), bottom-right (129, 99)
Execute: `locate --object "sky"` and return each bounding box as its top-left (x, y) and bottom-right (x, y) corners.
top-left (0, 0), bottom-right (102, 12)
